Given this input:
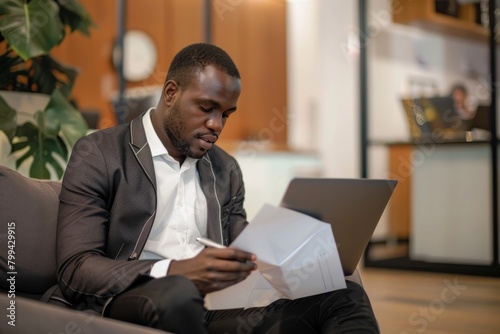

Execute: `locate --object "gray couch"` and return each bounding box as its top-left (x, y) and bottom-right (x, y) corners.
top-left (0, 165), bottom-right (168, 333)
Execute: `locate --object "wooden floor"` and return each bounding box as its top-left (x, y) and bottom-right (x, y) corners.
top-left (359, 268), bottom-right (500, 334)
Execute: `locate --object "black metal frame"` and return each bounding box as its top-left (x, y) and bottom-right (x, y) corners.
top-left (204, 0), bottom-right (212, 44)
top-left (115, 0), bottom-right (127, 124)
top-left (488, 0), bottom-right (499, 266)
top-left (359, 0), bottom-right (368, 180)
top-left (360, 0), bottom-right (500, 276)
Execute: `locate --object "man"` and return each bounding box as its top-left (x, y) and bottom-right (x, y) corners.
top-left (57, 43), bottom-right (378, 333)
top-left (450, 83), bottom-right (477, 120)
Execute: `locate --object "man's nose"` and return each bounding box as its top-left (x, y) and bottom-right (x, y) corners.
top-left (206, 112), bottom-right (224, 133)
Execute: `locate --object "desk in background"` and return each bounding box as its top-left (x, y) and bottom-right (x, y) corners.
top-left (385, 141), bottom-right (495, 265)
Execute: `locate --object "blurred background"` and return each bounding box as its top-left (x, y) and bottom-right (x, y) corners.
top-left (1, 1), bottom-right (499, 331)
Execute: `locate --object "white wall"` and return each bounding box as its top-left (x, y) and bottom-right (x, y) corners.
top-left (286, 0), bottom-right (319, 152)
top-left (317, 0), bottom-right (360, 178)
top-left (287, 0), bottom-right (360, 178)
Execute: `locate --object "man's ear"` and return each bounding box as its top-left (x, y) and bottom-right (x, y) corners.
top-left (162, 80), bottom-right (179, 107)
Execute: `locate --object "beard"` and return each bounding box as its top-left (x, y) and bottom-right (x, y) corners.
top-left (164, 101), bottom-right (207, 160)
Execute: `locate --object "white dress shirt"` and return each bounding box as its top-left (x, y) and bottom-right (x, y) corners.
top-left (139, 108), bottom-right (208, 277)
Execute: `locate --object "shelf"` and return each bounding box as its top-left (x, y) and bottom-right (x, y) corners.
top-left (392, 0), bottom-right (489, 42)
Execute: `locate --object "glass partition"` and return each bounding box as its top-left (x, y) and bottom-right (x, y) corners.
top-left (363, 0), bottom-right (499, 275)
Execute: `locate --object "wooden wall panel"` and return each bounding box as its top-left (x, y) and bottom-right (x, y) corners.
top-left (126, 0), bottom-right (204, 89)
top-left (169, 0), bottom-right (205, 52)
top-left (125, 0), bottom-right (170, 89)
top-left (213, 0), bottom-right (287, 145)
top-left (52, 0), bottom-right (118, 128)
top-left (51, 0), bottom-right (287, 147)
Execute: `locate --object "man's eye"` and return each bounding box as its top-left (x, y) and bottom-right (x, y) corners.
top-left (200, 106), bottom-right (212, 112)
top-left (223, 113), bottom-right (230, 119)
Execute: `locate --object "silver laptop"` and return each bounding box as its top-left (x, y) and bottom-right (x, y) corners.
top-left (280, 178), bottom-right (397, 275)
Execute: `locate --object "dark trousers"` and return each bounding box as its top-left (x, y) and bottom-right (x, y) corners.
top-left (106, 275), bottom-right (379, 334)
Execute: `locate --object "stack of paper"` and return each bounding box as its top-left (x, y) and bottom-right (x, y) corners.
top-left (205, 204), bottom-right (346, 310)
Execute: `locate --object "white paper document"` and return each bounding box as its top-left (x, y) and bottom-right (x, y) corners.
top-left (204, 204), bottom-right (346, 310)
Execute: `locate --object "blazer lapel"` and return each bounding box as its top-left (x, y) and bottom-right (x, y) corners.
top-left (198, 154), bottom-right (223, 244)
top-left (126, 114), bottom-right (157, 259)
top-left (129, 115), bottom-right (156, 189)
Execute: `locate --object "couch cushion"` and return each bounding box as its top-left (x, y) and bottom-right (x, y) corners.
top-left (0, 166), bottom-right (61, 295)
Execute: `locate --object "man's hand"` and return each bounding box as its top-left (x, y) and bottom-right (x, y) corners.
top-left (168, 248), bottom-right (257, 294)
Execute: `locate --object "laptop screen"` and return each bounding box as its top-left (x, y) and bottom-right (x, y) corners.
top-left (280, 178), bottom-right (397, 275)
top-left (402, 96), bottom-right (469, 141)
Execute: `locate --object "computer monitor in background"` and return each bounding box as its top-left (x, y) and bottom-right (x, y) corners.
top-left (402, 96), bottom-right (470, 141)
top-left (401, 97), bottom-right (433, 140)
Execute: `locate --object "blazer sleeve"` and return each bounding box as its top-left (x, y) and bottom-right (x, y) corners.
top-left (56, 135), bottom-right (157, 308)
top-left (228, 157), bottom-right (248, 242)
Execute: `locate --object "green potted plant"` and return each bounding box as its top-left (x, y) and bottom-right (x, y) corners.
top-left (0, 0), bottom-right (94, 179)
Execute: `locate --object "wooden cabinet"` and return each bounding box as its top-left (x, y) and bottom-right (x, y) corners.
top-left (392, 0), bottom-right (489, 41)
top-left (387, 144), bottom-right (412, 239)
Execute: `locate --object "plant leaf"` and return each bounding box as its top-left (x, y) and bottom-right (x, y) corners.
top-left (0, 0), bottom-right (64, 60)
top-left (40, 138), bottom-right (66, 176)
top-left (11, 140), bottom-right (29, 153)
top-left (0, 50), bottom-right (24, 75)
top-left (43, 88), bottom-right (87, 147)
top-left (12, 121), bottom-right (67, 179)
top-left (31, 55), bottom-right (79, 97)
top-left (0, 95), bottom-right (16, 140)
top-left (57, 0), bottom-right (96, 35)
top-left (0, 50), bottom-right (31, 91)
top-left (0, 50), bottom-right (79, 95)
top-left (30, 149), bottom-right (51, 179)
top-left (35, 106), bottom-right (59, 139)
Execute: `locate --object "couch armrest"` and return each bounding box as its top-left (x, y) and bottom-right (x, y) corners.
top-left (0, 294), bottom-right (171, 334)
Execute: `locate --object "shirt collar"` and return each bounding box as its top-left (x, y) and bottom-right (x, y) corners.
top-left (142, 108), bottom-right (198, 166)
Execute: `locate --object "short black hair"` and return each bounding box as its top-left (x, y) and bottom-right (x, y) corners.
top-left (166, 43), bottom-right (240, 88)
top-left (451, 83), bottom-right (467, 95)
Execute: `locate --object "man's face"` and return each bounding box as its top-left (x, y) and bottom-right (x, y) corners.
top-left (161, 65), bottom-right (241, 161)
top-left (452, 88), bottom-right (466, 108)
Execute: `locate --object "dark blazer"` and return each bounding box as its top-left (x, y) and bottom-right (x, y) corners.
top-left (56, 115), bottom-right (248, 313)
